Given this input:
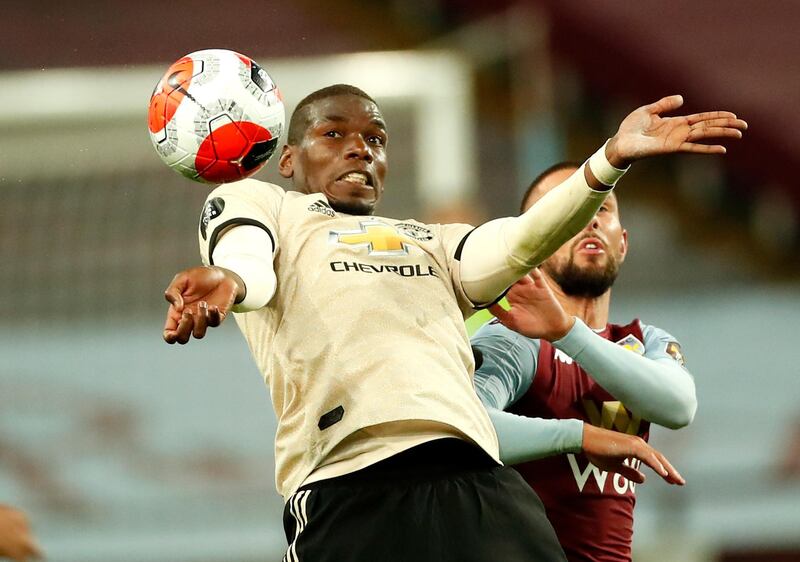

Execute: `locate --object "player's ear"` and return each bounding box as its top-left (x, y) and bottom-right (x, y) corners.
top-left (619, 229), bottom-right (629, 263)
top-left (278, 145), bottom-right (294, 178)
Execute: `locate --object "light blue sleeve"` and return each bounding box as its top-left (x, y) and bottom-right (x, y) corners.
top-left (553, 319), bottom-right (697, 429)
top-left (470, 320), bottom-right (584, 464)
top-left (641, 323), bottom-right (689, 368)
top-left (470, 320), bottom-right (540, 409)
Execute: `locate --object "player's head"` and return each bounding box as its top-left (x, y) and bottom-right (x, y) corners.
top-left (278, 84), bottom-right (387, 215)
top-left (523, 162), bottom-right (628, 298)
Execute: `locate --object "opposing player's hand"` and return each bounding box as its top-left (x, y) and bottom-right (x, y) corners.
top-left (582, 423), bottom-right (685, 486)
top-left (488, 269), bottom-right (575, 342)
top-left (605, 95), bottom-right (747, 167)
top-left (0, 505), bottom-right (41, 561)
top-left (163, 266), bottom-right (241, 344)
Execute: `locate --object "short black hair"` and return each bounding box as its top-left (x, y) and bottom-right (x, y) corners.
top-left (520, 161), bottom-right (582, 213)
top-left (286, 84), bottom-right (379, 145)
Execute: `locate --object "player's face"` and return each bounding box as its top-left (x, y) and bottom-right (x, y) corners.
top-left (523, 168), bottom-right (628, 298)
top-left (278, 94), bottom-right (387, 215)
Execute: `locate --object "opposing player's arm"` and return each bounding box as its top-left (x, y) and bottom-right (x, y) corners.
top-left (552, 322), bottom-right (697, 429)
top-left (471, 323), bottom-right (684, 484)
top-left (489, 272), bottom-right (696, 428)
top-left (457, 96), bottom-right (746, 306)
top-left (472, 321), bottom-right (585, 462)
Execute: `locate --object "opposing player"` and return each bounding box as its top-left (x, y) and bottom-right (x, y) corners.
top-left (471, 163), bottom-right (698, 561)
top-left (162, 84), bottom-right (745, 561)
top-left (0, 505), bottom-right (40, 561)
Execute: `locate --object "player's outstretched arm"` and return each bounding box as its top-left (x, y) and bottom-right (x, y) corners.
top-left (163, 266), bottom-right (244, 344)
top-left (582, 423), bottom-right (685, 486)
top-left (0, 505), bottom-right (42, 562)
top-left (458, 96), bottom-right (746, 306)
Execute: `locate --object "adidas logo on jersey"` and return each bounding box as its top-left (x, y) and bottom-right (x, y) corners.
top-left (308, 200), bottom-right (335, 218)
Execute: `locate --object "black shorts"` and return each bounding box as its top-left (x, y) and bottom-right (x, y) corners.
top-left (282, 438), bottom-right (566, 562)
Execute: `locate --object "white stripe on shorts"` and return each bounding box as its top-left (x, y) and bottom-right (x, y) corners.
top-left (283, 490), bottom-right (311, 562)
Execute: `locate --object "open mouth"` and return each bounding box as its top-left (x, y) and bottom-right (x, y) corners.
top-left (337, 170), bottom-right (374, 190)
top-left (576, 237), bottom-right (606, 254)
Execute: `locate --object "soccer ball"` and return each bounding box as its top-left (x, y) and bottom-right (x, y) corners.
top-left (148, 49), bottom-right (285, 184)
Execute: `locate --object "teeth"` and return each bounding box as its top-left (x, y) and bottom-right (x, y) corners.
top-left (342, 172), bottom-right (367, 185)
top-left (586, 243), bottom-right (597, 249)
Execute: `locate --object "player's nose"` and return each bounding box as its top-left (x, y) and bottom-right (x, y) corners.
top-left (345, 135), bottom-right (373, 162)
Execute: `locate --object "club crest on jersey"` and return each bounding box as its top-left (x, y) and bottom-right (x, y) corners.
top-left (616, 334), bottom-right (645, 355)
top-left (395, 223), bottom-right (434, 241)
top-left (329, 220), bottom-right (417, 256)
top-left (583, 400), bottom-right (642, 436)
top-left (666, 341), bottom-right (686, 366)
top-left (200, 197), bottom-right (225, 240)
top-left (308, 199), bottom-right (335, 218)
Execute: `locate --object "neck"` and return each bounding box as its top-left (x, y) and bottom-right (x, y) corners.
top-left (550, 283), bottom-right (612, 330)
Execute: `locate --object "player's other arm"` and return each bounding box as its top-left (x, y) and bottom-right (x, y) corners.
top-left (163, 181), bottom-right (279, 344)
top-left (458, 96), bottom-right (746, 305)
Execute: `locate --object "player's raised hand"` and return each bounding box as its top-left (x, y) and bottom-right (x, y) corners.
top-left (581, 423), bottom-right (685, 486)
top-left (163, 266), bottom-right (242, 344)
top-left (605, 95), bottom-right (748, 167)
top-left (488, 269), bottom-right (575, 342)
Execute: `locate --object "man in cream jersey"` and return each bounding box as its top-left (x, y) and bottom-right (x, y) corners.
top-left (162, 84), bottom-right (745, 561)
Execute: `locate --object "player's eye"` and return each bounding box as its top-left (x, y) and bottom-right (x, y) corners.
top-left (367, 135), bottom-right (386, 146)
top-left (324, 130), bottom-right (342, 138)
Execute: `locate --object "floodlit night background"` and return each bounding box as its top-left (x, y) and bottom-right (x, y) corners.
top-left (1, 1), bottom-right (799, 561)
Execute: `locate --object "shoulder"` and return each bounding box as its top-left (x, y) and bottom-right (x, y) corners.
top-left (207, 178), bottom-right (286, 202)
top-left (640, 321), bottom-right (687, 366)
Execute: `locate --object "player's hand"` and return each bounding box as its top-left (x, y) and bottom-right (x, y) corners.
top-left (605, 95), bottom-right (748, 167)
top-left (163, 266), bottom-right (241, 344)
top-left (488, 269), bottom-right (575, 342)
top-left (581, 423), bottom-right (685, 486)
top-left (0, 505), bottom-right (42, 561)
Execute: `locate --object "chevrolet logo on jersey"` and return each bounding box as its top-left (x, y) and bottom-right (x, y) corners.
top-left (330, 220), bottom-right (417, 256)
top-left (583, 400), bottom-right (642, 436)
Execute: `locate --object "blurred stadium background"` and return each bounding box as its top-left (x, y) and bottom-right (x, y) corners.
top-left (1, 1), bottom-right (799, 560)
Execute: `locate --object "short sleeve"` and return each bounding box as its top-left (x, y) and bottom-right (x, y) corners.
top-left (642, 323), bottom-right (688, 369)
top-left (436, 222), bottom-right (479, 316)
top-left (198, 178), bottom-right (284, 266)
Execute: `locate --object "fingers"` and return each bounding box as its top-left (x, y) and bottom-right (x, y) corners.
top-left (632, 445), bottom-right (686, 486)
top-left (163, 273), bottom-right (188, 311)
top-left (678, 142), bottom-right (728, 154)
top-left (613, 462), bottom-right (646, 485)
top-left (686, 111), bottom-right (744, 126)
top-left (645, 94), bottom-right (684, 115)
top-left (192, 301), bottom-right (209, 339)
top-left (689, 116), bottom-right (747, 129)
top-left (686, 127), bottom-right (743, 142)
top-left (164, 309), bottom-right (194, 344)
top-left (528, 268), bottom-right (546, 287)
top-left (653, 450), bottom-right (686, 485)
top-left (488, 303), bottom-right (511, 324)
top-left (207, 304), bottom-right (223, 328)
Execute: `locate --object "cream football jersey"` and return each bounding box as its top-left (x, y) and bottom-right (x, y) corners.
top-left (198, 179), bottom-right (500, 498)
